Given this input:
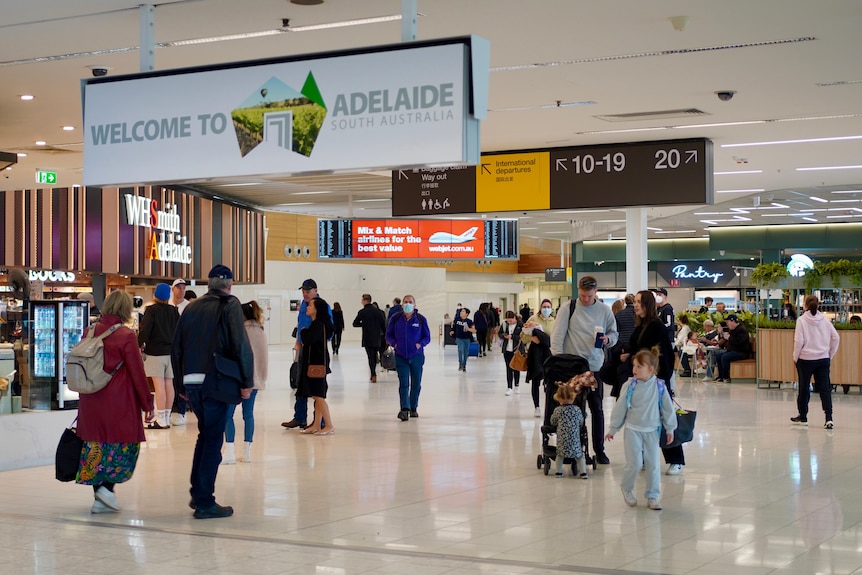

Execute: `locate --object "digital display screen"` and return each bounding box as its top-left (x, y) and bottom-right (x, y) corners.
top-left (318, 219), bottom-right (518, 260)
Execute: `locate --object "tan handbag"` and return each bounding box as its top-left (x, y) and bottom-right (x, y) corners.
top-left (306, 364), bottom-right (326, 378)
top-left (508, 346), bottom-right (528, 372)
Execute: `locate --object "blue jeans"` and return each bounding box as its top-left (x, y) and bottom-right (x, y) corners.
top-left (796, 358), bottom-right (833, 420)
top-left (718, 351), bottom-right (746, 379)
top-left (225, 389), bottom-right (258, 443)
top-left (456, 338), bottom-right (470, 367)
top-left (185, 385), bottom-right (229, 508)
top-left (395, 353), bottom-right (425, 410)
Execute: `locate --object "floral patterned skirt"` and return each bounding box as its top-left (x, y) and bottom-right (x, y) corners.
top-left (75, 441), bottom-right (141, 485)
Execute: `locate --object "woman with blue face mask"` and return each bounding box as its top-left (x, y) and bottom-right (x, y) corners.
top-left (523, 299), bottom-right (555, 416)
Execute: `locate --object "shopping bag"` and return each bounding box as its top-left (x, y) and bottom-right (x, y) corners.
top-left (55, 419), bottom-right (84, 482)
top-left (660, 403), bottom-right (696, 449)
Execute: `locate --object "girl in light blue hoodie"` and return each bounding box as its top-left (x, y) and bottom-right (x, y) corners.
top-left (606, 347), bottom-right (677, 510)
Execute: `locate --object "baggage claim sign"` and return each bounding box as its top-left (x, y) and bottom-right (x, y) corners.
top-left (123, 194), bottom-right (192, 264)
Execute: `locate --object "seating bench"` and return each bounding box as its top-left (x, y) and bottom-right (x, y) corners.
top-left (729, 338), bottom-right (757, 380)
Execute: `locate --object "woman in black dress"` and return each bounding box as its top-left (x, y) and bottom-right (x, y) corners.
top-left (299, 297), bottom-right (334, 435)
top-left (619, 290), bottom-right (684, 475)
top-left (331, 302), bottom-right (345, 355)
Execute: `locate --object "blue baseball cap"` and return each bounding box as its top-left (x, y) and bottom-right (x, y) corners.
top-left (154, 283), bottom-right (171, 301)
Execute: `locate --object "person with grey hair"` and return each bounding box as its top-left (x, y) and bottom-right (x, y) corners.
top-left (77, 291), bottom-right (100, 319)
top-left (171, 264), bottom-right (254, 519)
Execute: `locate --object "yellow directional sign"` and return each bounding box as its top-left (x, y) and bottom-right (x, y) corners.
top-left (476, 152), bottom-right (550, 212)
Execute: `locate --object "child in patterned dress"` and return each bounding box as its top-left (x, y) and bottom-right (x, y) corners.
top-left (550, 385), bottom-right (588, 479)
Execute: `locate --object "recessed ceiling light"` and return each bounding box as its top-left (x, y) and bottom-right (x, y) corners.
top-left (830, 190), bottom-right (860, 194)
top-left (654, 230), bottom-right (696, 234)
top-left (20, 94), bottom-right (34, 101)
top-left (802, 217), bottom-right (818, 222)
top-left (520, 227), bottom-right (538, 230)
top-left (290, 0), bottom-right (324, 4)
top-left (291, 191), bottom-right (331, 195)
top-left (16, 153), bottom-right (26, 157)
top-left (62, 126), bottom-right (75, 131)
top-left (714, 170), bottom-right (763, 175)
top-left (542, 220), bottom-right (568, 224)
top-left (797, 165), bottom-right (862, 172)
top-left (594, 219), bottom-right (626, 223)
top-left (218, 182), bottom-right (263, 187)
top-left (354, 198), bottom-right (390, 203)
top-left (277, 202), bottom-right (313, 206)
top-left (830, 199), bottom-right (861, 203)
top-left (809, 196), bottom-right (828, 203)
top-left (35, 140), bottom-right (46, 146)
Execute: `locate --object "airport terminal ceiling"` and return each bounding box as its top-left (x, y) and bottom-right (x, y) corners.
top-left (2, 0), bottom-right (862, 243)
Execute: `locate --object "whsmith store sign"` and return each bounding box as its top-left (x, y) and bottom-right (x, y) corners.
top-left (82, 37), bottom-right (489, 186)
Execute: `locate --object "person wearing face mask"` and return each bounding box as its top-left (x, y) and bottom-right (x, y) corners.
top-left (521, 299), bottom-right (555, 416)
top-left (386, 295), bottom-right (431, 421)
top-left (652, 288), bottom-right (675, 343)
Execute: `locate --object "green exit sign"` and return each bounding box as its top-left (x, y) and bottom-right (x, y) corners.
top-left (36, 171), bottom-right (57, 184)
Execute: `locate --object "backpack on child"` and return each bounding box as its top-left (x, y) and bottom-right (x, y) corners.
top-left (66, 324), bottom-right (124, 394)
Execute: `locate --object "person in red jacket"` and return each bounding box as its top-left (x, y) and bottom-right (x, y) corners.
top-left (76, 290), bottom-right (154, 514)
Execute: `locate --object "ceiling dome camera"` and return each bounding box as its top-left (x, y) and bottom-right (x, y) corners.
top-left (92, 67), bottom-right (108, 77)
top-left (715, 90), bottom-right (736, 102)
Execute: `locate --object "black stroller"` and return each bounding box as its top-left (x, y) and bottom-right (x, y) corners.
top-left (536, 354), bottom-right (597, 475)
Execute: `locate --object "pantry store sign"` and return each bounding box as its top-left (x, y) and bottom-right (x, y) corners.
top-left (82, 36), bottom-right (489, 186)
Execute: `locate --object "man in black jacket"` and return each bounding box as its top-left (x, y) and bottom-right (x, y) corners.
top-left (353, 294), bottom-right (386, 382)
top-left (716, 314), bottom-right (750, 383)
top-left (171, 265), bottom-right (253, 519)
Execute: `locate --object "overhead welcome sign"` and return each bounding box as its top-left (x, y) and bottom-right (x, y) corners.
top-left (82, 37), bottom-right (489, 185)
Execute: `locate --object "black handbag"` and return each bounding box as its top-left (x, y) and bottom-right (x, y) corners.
top-left (55, 418), bottom-right (84, 482)
top-left (661, 399), bottom-right (697, 449)
top-left (289, 361), bottom-right (299, 389)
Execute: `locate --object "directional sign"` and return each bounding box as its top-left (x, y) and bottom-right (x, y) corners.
top-left (549, 138), bottom-right (713, 209)
top-left (36, 171), bottom-right (57, 184)
top-left (391, 165), bottom-right (476, 216)
top-left (476, 152), bottom-right (549, 211)
top-left (392, 138), bottom-right (713, 216)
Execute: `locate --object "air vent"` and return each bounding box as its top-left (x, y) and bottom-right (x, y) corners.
top-left (595, 108), bottom-right (709, 123)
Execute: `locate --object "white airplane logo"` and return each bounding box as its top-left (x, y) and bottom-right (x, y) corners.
top-left (428, 227), bottom-right (478, 244)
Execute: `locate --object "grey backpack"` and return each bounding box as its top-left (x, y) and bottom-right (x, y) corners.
top-left (66, 324), bottom-right (124, 394)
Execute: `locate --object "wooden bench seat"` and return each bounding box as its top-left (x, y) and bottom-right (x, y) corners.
top-left (729, 337), bottom-right (757, 380)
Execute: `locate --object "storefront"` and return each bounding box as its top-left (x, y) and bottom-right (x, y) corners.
top-left (0, 184), bottom-right (264, 412)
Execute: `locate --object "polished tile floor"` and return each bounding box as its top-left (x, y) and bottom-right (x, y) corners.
top-left (1, 342), bottom-right (861, 575)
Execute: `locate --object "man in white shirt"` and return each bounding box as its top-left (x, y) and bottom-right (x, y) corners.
top-left (171, 279), bottom-right (189, 315)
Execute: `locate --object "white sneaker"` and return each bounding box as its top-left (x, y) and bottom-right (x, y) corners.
top-left (90, 499), bottom-right (116, 514)
top-left (666, 464), bottom-right (683, 476)
top-left (171, 413), bottom-right (186, 426)
top-left (505, 389), bottom-right (512, 396)
top-left (95, 486), bottom-right (120, 510)
top-left (648, 498), bottom-right (663, 510)
top-left (621, 487), bottom-right (637, 507)
top-left (534, 407), bottom-right (541, 417)
top-left (515, 386), bottom-right (521, 394)
top-left (702, 376), bottom-right (713, 382)
top-left (221, 443), bottom-right (236, 465)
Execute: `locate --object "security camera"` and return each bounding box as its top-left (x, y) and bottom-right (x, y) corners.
top-left (92, 67), bottom-right (108, 77)
top-left (715, 90), bottom-right (736, 102)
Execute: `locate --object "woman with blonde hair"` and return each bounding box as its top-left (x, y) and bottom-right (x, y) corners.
top-left (76, 290), bottom-right (154, 513)
top-left (223, 301), bottom-right (269, 463)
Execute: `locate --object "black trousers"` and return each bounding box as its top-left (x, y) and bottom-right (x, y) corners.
top-left (587, 371), bottom-right (606, 457)
top-left (364, 346), bottom-right (378, 376)
top-left (796, 358), bottom-right (833, 420)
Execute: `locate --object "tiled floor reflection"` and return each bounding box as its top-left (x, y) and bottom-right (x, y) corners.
top-left (2, 343), bottom-right (862, 574)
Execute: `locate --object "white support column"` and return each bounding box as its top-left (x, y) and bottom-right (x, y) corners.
top-left (626, 207), bottom-right (648, 292)
top-left (401, 0), bottom-right (417, 42)
top-left (139, 4), bottom-right (155, 72)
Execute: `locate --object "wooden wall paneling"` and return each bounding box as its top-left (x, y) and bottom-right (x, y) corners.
top-left (101, 187), bottom-right (119, 274)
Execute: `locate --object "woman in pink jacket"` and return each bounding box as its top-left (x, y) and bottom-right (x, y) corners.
top-left (790, 295), bottom-right (840, 429)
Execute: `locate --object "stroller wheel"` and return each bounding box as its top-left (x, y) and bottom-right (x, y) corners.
top-left (537, 454), bottom-right (543, 469)
top-left (543, 458), bottom-right (550, 475)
